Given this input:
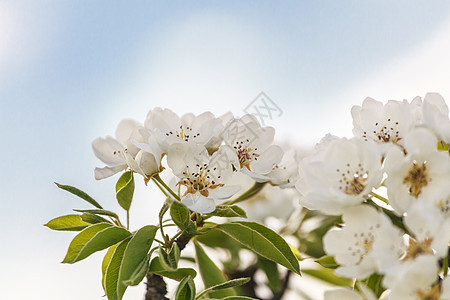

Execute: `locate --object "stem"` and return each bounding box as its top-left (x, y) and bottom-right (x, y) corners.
top-left (225, 182), bottom-right (266, 205)
top-left (126, 210), bottom-right (129, 230)
top-left (443, 248), bottom-right (449, 277)
top-left (369, 192), bottom-right (388, 204)
top-left (152, 177), bottom-right (170, 198)
top-left (153, 174), bottom-right (181, 201)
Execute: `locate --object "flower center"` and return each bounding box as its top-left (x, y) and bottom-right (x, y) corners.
top-left (165, 125), bottom-right (200, 142)
top-left (438, 197), bottom-right (450, 218)
top-left (416, 284), bottom-right (441, 300)
top-left (233, 140), bottom-right (259, 170)
top-left (348, 229), bottom-right (376, 263)
top-left (362, 119), bottom-right (402, 143)
top-left (403, 161), bottom-right (428, 197)
top-left (179, 164), bottom-right (222, 197)
top-left (336, 163), bottom-right (369, 195)
top-left (403, 237), bottom-right (434, 261)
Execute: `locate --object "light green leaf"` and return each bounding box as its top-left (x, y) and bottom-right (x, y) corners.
top-left (360, 273), bottom-right (384, 297)
top-left (105, 238), bottom-right (131, 300)
top-left (215, 221), bottom-right (300, 274)
top-left (194, 241), bottom-right (235, 298)
top-left (116, 225), bottom-right (157, 299)
top-left (55, 182), bottom-right (103, 209)
top-left (102, 243), bottom-right (119, 292)
top-left (175, 275), bottom-right (196, 300)
top-left (170, 200), bottom-right (191, 230)
top-left (206, 205), bottom-right (247, 218)
top-left (44, 214), bottom-right (89, 231)
top-left (116, 171), bottom-right (135, 211)
top-left (302, 268), bottom-right (352, 286)
top-left (62, 223), bottom-right (131, 264)
top-left (80, 212), bottom-right (112, 224)
top-left (315, 255), bottom-right (339, 269)
top-left (74, 209), bottom-right (120, 220)
top-left (196, 278), bottom-right (250, 299)
top-left (258, 257), bottom-right (281, 292)
top-left (149, 257), bottom-right (197, 281)
top-left (223, 297), bottom-right (259, 300)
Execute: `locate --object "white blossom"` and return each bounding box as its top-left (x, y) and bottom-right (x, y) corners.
top-left (384, 127), bottom-right (450, 214)
top-left (167, 144), bottom-right (240, 213)
top-left (421, 92), bottom-right (450, 143)
top-left (323, 205), bottom-right (404, 279)
top-left (221, 114), bottom-right (284, 182)
top-left (324, 284), bottom-right (377, 300)
top-left (296, 137), bottom-right (383, 215)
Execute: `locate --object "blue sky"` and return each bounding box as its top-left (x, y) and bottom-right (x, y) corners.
top-left (1, 1), bottom-right (450, 299)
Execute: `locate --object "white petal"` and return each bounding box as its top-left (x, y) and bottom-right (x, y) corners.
top-left (181, 193), bottom-right (216, 214)
top-left (115, 119), bottom-right (142, 144)
top-left (252, 145), bottom-right (283, 174)
top-left (208, 185), bottom-right (241, 199)
top-left (94, 165), bottom-right (126, 180)
top-left (92, 136), bottom-right (126, 166)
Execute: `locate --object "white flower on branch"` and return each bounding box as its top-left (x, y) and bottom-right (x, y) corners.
top-left (384, 127), bottom-right (450, 214)
top-left (168, 144), bottom-right (240, 213)
top-left (323, 205), bottom-right (404, 279)
top-left (420, 92), bottom-right (450, 143)
top-left (296, 137), bottom-right (383, 215)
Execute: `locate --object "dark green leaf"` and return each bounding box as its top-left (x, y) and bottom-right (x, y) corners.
top-left (206, 205), bottom-right (247, 218)
top-left (315, 256), bottom-right (339, 269)
top-left (194, 241), bottom-right (235, 298)
top-left (80, 213), bottom-right (112, 224)
top-left (215, 221), bottom-right (300, 274)
top-left (149, 257), bottom-right (197, 281)
top-left (196, 278), bottom-right (250, 299)
top-left (122, 254), bottom-right (151, 286)
top-left (105, 238), bottom-right (131, 300)
top-left (74, 209), bottom-right (120, 220)
top-left (55, 182), bottom-right (103, 209)
top-left (116, 171), bottom-right (135, 211)
top-left (44, 214), bottom-right (89, 231)
top-left (62, 223), bottom-right (131, 264)
top-left (170, 201), bottom-right (191, 230)
top-left (175, 275), bottom-right (196, 300)
top-left (116, 225), bottom-right (157, 299)
top-left (258, 257), bottom-right (281, 292)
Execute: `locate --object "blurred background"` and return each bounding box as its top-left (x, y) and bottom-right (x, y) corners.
top-left (1, 1), bottom-right (450, 299)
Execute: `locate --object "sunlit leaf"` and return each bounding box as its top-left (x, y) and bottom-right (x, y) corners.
top-left (149, 257), bottom-right (197, 281)
top-left (55, 182), bottom-right (103, 209)
top-left (44, 214), bottom-right (89, 231)
top-left (195, 278), bottom-right (250, 299)
top-left (116, 171), bottom-right (134, 211)
top-left (175, 275), bottom-right (196, 300)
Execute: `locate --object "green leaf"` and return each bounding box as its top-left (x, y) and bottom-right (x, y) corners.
top-left (196, 278), bottom-right (250, 299)
top-left (102, 243), bottom-right (120, 292)
top-left (74, 209), bottom-right (120, 220)
top-left (44, 214), bottom-right (89, 231)
top-left (55, 182), bottom-right (103, 209)
top-left (116, 171), bottom-right (135, 211)
top-left (149, 257), bottom-right (197, 281)
top-left (206, 205), bottom-right (247, 218)
top-left (215, 221), bottom-right (301, 274)
top-left (116, 225), bottom-right (157, 299)
top-left (315, 255), bottom-right (339, 269)
top-left (159, 243), bottom-right (180, 270)
top-left (122, 254), bottom-right (151, 286)
top-left (80, 212), bottom-right (112, 224)
top-left (438, 141), bottom-right (449, 151)
top-left (170, 200), bottom-right (191, 230)
top-left (223, 297), bottom-right (259, 299)
top-left (302, 268), bottom-right (352, 286)
top-left (194, 241), bottom-right (235, 298)
top-left (258, 257), bottom-right (281, 292)
top-left (62, 223), bottom-right (131, 264)
top-left (360, 273), bottom-right (384, 297)
top-left (175, 275), bottom-right (196, 300)
top-left (105, 238), bottom-right (131, 300)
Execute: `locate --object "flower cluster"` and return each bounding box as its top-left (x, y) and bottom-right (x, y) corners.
top-left (296, 93), bottom-right (450, 299)
top-left (92, 109), bottom-right (292, 214)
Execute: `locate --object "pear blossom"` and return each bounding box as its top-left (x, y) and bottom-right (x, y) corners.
top-left (351, 97), bottom-right (419, 153)
top-left (144, 108), bottom-right (221, 153)
top-left (383, 255), bottom-right (441, 300)
top-left (421, 92), bottom-right (450, 143)
top-left (92, 119), bottom-right (161, 180)
top-left (167, 144), bottom-right (240, 213)
top-left (221, 114), bottom-right (284, 182)
top-left (402, 199), bottom-right (450, 260)
top-left (296, 137), bottom-right (383, 215)
top-left (384, 127), bottom-right (450, 214)
top-left (323, 205), bottom-right (405, 279)
top-left (324, 284), bottom-right (377, 300)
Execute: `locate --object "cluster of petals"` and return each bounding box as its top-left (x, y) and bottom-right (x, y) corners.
top-left (92, 108), bottom-right (289, 213)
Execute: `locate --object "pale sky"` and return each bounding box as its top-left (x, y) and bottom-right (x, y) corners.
top-left (1, 1), bottom-right (450, 299)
